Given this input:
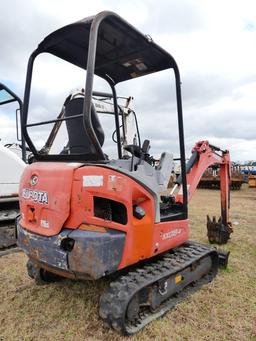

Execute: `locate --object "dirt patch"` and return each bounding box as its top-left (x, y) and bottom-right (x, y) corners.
top-left (0, 185), bottom-right (255, 341)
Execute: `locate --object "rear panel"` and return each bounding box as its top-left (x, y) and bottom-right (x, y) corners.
top-left (19, 162), bottom-right (82, 236)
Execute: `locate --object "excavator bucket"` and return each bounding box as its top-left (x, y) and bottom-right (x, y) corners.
top-left (207, 215), bottom-right (233, 244)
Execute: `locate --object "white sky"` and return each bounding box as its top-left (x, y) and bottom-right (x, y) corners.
top-left (0, 0), bottom-right (256, 161)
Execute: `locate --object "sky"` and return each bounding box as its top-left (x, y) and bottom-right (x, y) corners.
top-left (0, 0), bottom-right (256, 161)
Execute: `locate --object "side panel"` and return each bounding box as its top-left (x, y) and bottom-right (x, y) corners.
top-left (65, 166), bottom-right (189, 270)
top-left (65, 166), bottom-right (155, 267)
top-left (151, 219), bottom-right (189, 255)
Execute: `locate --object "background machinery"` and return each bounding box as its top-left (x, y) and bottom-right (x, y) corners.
top-left (198, 163), bottom-right (243, 190)
top-left (248, 174), bottom-right (256, 188)
top-left (0, 83), bottom-right (26, 251)
top-left (17, 12), bottom-right (231, 334)
top-left (240, 164), bottom-right (256, 188)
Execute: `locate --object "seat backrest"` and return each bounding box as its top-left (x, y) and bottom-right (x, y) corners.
top-left (64, 96), bottom-right (104, 156)
top-left (156, 152), bottom-right (174, 189)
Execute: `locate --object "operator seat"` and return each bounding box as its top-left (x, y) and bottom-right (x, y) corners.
top-left (64, 94), bottom-right (105, 157)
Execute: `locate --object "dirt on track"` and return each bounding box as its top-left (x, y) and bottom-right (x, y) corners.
top-left (0, 186), bottom-right (255, 341)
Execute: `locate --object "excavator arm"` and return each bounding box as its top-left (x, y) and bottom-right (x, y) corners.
top-left (175, 140), bottom-right (233, 244)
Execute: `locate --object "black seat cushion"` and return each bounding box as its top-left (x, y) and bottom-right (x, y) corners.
top-left (64, 97), bottom-right (104, 155)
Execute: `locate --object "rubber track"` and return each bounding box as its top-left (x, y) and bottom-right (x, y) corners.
top-left (99, 241), bottom-right (218, 335)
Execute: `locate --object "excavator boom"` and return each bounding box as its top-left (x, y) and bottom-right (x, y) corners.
top-left (175, 140), bottom-right (232, 243)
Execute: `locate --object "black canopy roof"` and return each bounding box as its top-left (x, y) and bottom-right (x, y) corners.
top-left (36, 11), bottom-right (176, 84)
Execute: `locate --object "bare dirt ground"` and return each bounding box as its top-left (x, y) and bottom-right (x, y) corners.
top-left (0, 186), bottom-right (255, 341)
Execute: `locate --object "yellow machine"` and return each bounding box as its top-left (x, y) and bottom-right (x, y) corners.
top-left (248, 175), bottom-right (256, 188)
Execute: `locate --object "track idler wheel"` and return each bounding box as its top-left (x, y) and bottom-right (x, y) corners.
top-left (207, 216), bottom-right (233, 244)
top-left (27, 259), bottom-right (62, 285)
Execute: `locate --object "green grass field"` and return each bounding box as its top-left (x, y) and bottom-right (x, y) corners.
top-left (0, 186), bottom-right (255, 341)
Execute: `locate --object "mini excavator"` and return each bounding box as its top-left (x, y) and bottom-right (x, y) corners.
top-left (17, 12), bottom-right (232, 335)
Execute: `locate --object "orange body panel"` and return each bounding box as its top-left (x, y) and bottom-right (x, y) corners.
top-left (19, 162), bottom-right (82, 236)
top-left (19, 163), bottom-right (189, 270)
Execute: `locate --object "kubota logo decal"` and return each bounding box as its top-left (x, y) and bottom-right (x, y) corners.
top-left (22, 188), bottom-right (48, 204)
top-left (30, 175), bottom-right (38, 186)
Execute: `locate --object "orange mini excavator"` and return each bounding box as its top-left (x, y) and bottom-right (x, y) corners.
top-left (17, 11), bottom-right (232, 335)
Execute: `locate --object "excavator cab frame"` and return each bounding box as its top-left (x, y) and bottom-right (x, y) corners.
top-left (22, 11), bottom-right (188, 218)
top-left (0, 83), bottom-right (26, 161)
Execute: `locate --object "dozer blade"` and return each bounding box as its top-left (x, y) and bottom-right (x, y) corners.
top-left (216, 249), bottom-right (230, 269)
top-left (207, 215), bottom-right (233, 244)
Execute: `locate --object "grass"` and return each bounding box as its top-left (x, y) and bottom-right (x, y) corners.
top-left (0, 186), bottom-right (256, 341)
